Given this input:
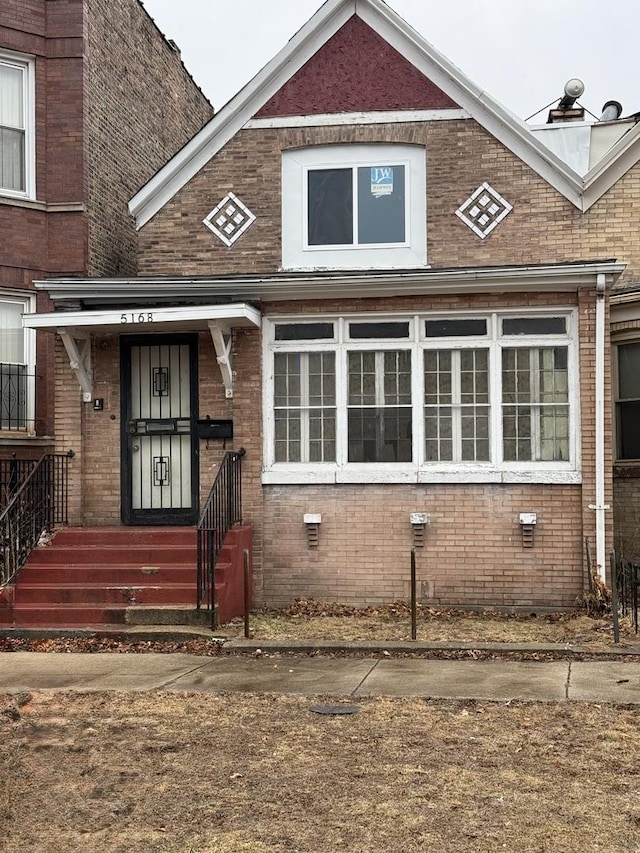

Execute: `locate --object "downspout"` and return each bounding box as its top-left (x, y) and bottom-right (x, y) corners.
top-left (591, 273), bottom-right (609, 582)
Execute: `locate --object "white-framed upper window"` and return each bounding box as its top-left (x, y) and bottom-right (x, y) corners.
top-left (263, 310), bottom-right (580, 484)
top-left (282, 144), bottom-right (426, 270)
top-left (0, 51), bottom-right (35, 199)
top-left (0, 293), bottom-right (36, 432)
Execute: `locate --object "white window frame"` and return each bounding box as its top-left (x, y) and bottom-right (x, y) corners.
top-left (0, 50), bottom-right (36, 200)
top-left (262, 310), bottom-right (581, 485)
top-left (0, 291), bottom-right (36, 433)
top-left (281, 144), bottom-right (426, 271)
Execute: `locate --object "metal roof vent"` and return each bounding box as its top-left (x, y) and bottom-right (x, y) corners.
top-left (547, 78), bottom-right (585, 123)
top-left (600, 100), bottom-right (623, 122)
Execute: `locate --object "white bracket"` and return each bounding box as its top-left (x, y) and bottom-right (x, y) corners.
top-left (59, 329), bottom-right (93, 402)
top-left (208, 320), bottom-right (234, 399)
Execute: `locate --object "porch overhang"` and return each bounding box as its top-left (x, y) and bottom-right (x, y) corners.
top-left (23, 302), bottom-right (261, 334)
top-left (23, 302), bottom-right (261, 402)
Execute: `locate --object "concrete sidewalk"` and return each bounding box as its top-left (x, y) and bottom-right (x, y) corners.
top-left (2, 651), bottom-right (640, 704)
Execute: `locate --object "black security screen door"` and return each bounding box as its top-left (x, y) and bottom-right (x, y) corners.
top-left (121, 335), bottom-right (199, 525)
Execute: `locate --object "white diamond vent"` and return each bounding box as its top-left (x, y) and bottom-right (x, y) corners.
top-left (203, 192), bottom-right (256, 246)
top-left (455, 182), bottom-right (513, 239)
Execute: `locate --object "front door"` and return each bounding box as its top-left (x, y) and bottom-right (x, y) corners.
top-left (121, 335), bottom-right (198, 525)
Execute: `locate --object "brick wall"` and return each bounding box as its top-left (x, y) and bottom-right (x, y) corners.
top-left (137, 120), bottom-right (640, 280)
top-left (85, 0), bottom-right (214, 276)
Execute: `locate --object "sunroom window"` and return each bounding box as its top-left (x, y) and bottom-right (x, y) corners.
top-left (264, 312), bottom-right (578, 484)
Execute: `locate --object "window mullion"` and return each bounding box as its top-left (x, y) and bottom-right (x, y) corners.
top-left (300, 353), bottom-right (310, 463)
top-left (352, 167), bottom-right (359, 247)
top-left (451, 350), bottom-right (462, 463)
top-left (336, 347), bottom-right (348, 466)
top-left (530, 348), bottom-right (541, 462)
top-left (493, 342), bottom-right (503, 465)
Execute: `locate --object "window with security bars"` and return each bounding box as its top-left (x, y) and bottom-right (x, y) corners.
top-left (273, 352), bottom-right (336, 462)
top-left (502, 347), bottom-right (569, 461)
top-left (424, 349), bottom-right (490, 461)
top-left (616, 342), bottom-right (640, 460)
top-left (0, 57), bottom-right (27, 193)
top-left (0, 299), bottom-right (28, 430)
top-left (347, 350), bottom-right (412, 462)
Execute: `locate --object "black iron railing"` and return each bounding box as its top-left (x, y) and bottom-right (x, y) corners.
top-left (0, 452), bottom-right (72, 586)
top-left (0, 456), bottom-right (38, 509)
top-left (617, 557), bottom-right (640, 634)
top-left (197, 448), bottom-right (245, 628)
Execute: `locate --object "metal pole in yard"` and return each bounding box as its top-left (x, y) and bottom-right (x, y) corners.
top-left (410, 548), bottom-right (417, 641)
top-left (610, 550), bottom-right (620, 644)
top-left (243, 548), bottom-right (251, 639)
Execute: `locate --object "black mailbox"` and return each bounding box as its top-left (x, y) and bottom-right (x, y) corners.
top-left (197, 419), bottom-right (233, 440)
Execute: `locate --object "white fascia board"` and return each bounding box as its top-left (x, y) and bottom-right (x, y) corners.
top-left (357, 0), bottom-right (584, 209)
top-left (129, 0), bottom-right (355, 230)
top-left (23, 302), bottom-right (262, 331)
top-left (582, 123), bottom-right (640, 211)
top-left (33, 263), bottom-right (626, 307)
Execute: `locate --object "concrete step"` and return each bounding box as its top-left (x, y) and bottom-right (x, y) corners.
top-left (9, 603), bottom-right (127, 628)
top-left (123, 605), bottom-right (214, 627)
top-left (50, 526), bottom-right (197, 547)
top-left (17, 564), bottom-right (197, 585)
top-left (14, 583), bottom-right (197, 607)
top-left (26, 544), bottom-right (196, 565)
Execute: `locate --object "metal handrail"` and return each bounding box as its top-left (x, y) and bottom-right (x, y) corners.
top-left (196, 448), bottom-right (245, 628)
top-left (0, 457), bottom-right (38, 510)
top-left (0, 452), bottom-right (72, 586)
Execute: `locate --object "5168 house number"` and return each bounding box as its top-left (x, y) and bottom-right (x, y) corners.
top-left (120, 312), bottom-right (154, 324)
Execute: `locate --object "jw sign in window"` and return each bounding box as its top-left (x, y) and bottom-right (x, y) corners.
top-left (263, 311), bottom-right (579, 484)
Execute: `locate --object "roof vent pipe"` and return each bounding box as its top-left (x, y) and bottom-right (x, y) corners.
top-left (600, 100), bottom-right (623, 121)
top-left (558, 78), bottom-right (585, 110)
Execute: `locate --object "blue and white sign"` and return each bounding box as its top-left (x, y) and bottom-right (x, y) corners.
top-left (370, 166), bottom-right (394, 198)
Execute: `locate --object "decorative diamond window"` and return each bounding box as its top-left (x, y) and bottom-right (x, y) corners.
top-left (455, 182), bottom-right (513, 239)
top-left (203, 192), bottom-right (256, 246)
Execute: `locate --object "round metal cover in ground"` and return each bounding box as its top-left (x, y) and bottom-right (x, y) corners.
top-left (309, 704), bottom-right (360, 716)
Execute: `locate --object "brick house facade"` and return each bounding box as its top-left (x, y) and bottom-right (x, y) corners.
top-left (29, 0), bottom-right (640, 611)
top-left (0, 0), bottom-right (213, 456)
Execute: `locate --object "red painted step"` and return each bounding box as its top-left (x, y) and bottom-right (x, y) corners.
top-left (2, 526), bottom-right (201, 629)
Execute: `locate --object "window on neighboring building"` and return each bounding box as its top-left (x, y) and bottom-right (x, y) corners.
top-left (0, 296), bottom-right (34, 431)
top-left (282, 144), bottom-right (426, 270)
top-left (616, 341), bottom-right (640, 460)
top-left (0, 52), bottom-right (34, 197)
top-left (264, 311), bottom-right (578, 483)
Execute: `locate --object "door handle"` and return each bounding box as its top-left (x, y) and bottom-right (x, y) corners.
top-left (132, 445), bottom-right (139, 452)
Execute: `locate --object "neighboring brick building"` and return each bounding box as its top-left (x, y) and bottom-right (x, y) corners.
top-left (0, 0), bottom-right (213, 455)
top-left (28, 0), bottom-right (640, 612)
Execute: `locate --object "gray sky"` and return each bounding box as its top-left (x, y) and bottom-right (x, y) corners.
top-left (141, 0), bottom-right (638, 124)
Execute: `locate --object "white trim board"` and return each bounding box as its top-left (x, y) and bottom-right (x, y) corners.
top-left (246, 109), bottom-right (470, 128)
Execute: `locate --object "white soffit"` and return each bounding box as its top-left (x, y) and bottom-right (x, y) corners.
top-left (129, 0), bottom-right (592, 230)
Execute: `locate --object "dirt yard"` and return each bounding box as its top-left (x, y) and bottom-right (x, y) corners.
top-left (2, 690), bottom-right (640, 852)
top-left (218, 601), bottom-right (633, 650)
